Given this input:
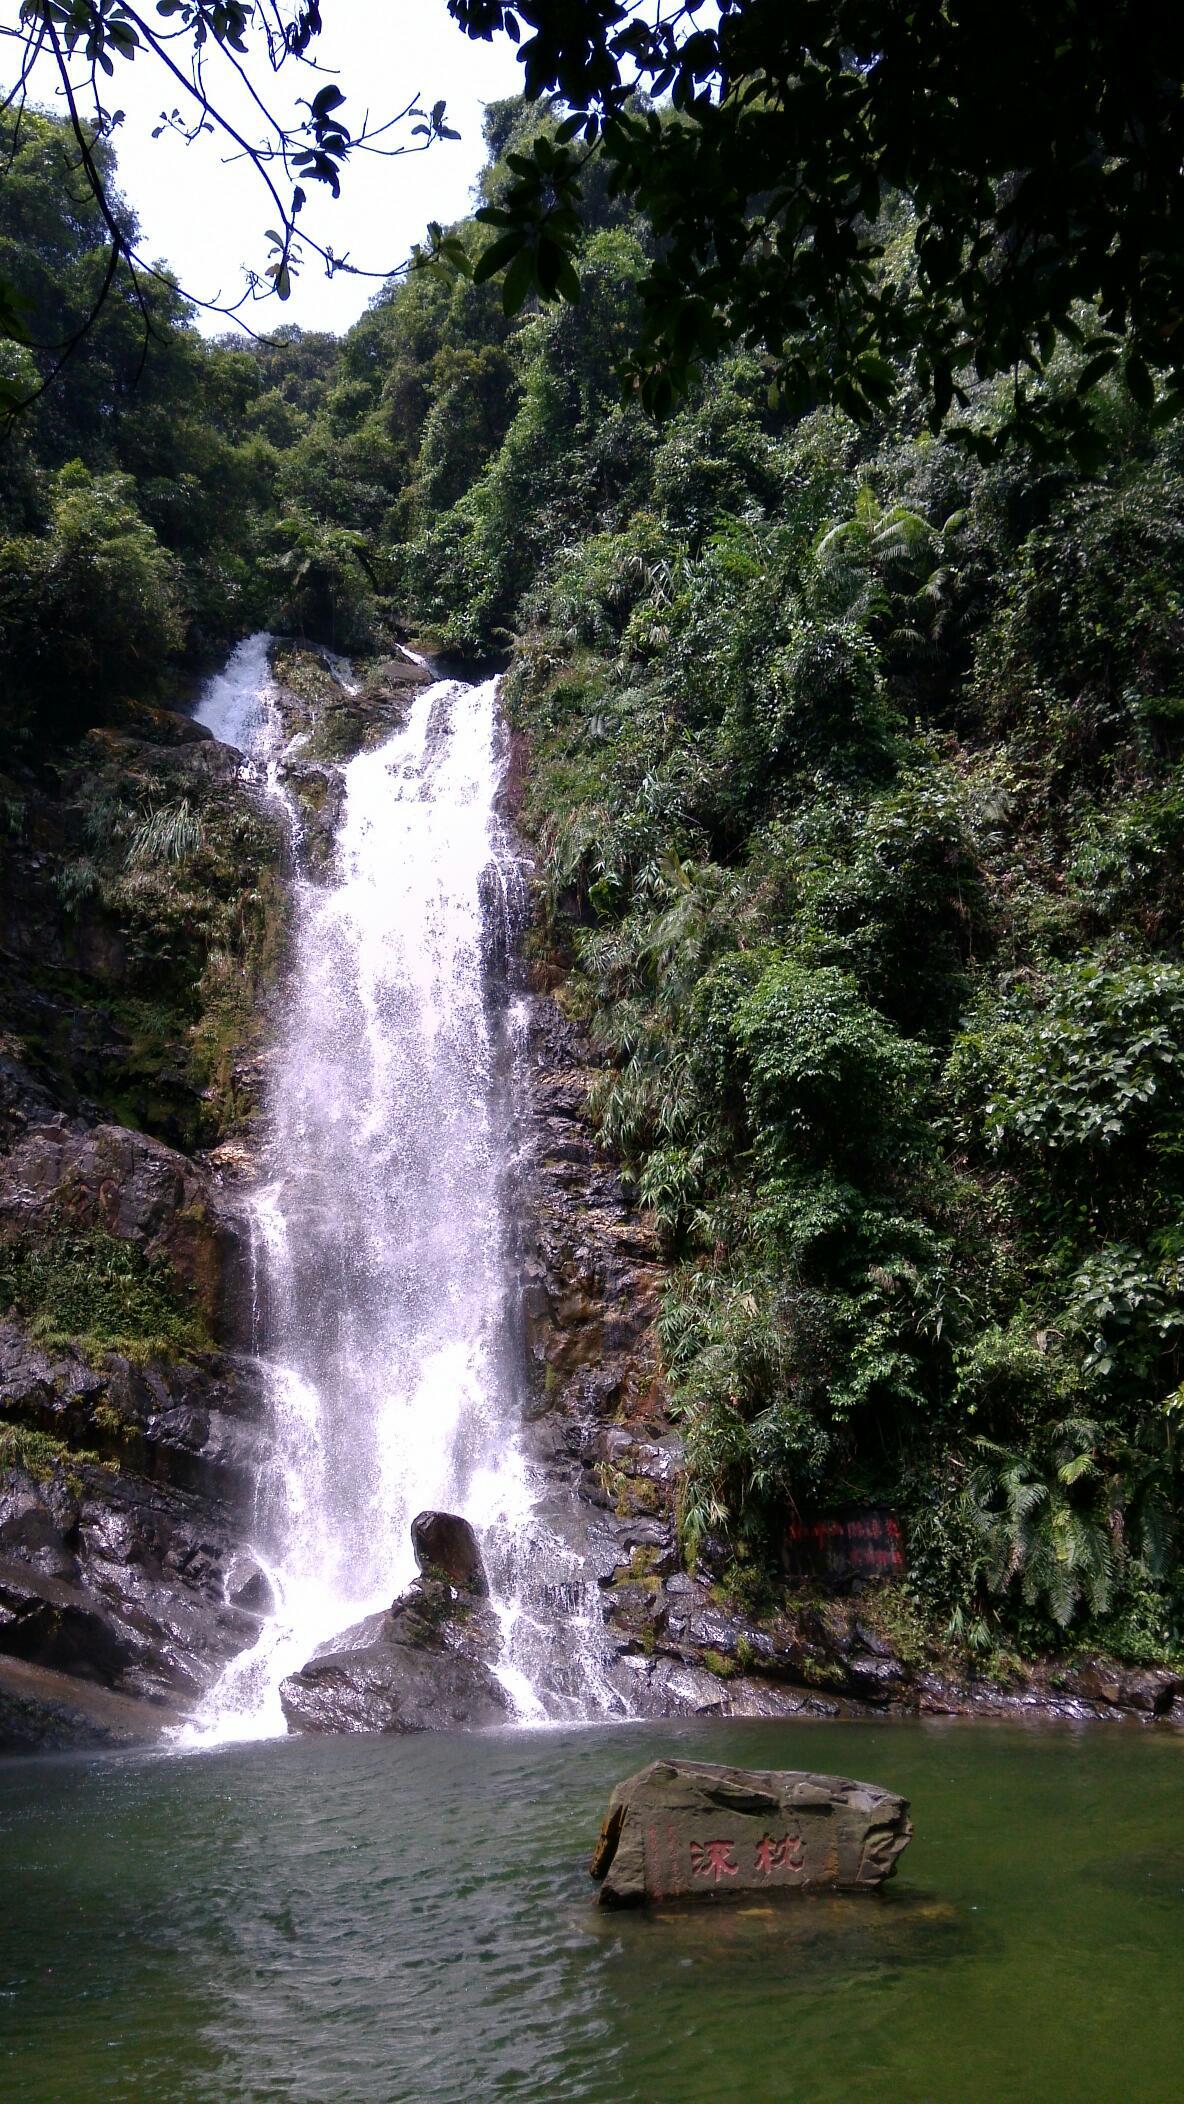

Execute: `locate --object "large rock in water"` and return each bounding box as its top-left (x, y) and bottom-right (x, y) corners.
top-left (410, 1510), bottom-right (488, 1595)
top-left (590, 1760), bottom-right (912, 1907)
top-left (279, 1578), bottom-right (509, 1735)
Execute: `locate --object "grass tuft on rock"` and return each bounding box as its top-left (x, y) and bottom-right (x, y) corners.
top-left (0, 1231), bottom-right (210, 1362)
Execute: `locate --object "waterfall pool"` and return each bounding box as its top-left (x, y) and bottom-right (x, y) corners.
top-left (2, 1714), bottom-right (1180, 2101)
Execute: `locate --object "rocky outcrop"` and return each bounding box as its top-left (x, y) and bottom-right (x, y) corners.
top-left (279, 1577), bottom-right (510, 1734)
top-left (0, 1655), bottom-right (183, 1752)
top-left (268, 646), bottom-right (432, 872)
top-left (0, 1321), bottom-right (268, 1500)
top-left (0, 1449), bottom-right (266, 1707)
top-left (0, 1317), bottom-right (273, 1720)
top-left (0, 689), bottom-right (293, 1750)
top-left (0, 1122), bottom-right (242, 1337)
top-left (271, 646), bottom-right (428, 759)
top-left (518, 997), bottom-right (665, 1445)
top-left (0, 1049), bottom-right (76, 1152)
top-left (600, 1568), bottom-right (1184, 1721)
top-left (590, 1759), bottom-right (912, 1907)
top-left (0, 1285), bottom-right (264, 1746)
top-left (410, 1510), bottom-right (488, 1595)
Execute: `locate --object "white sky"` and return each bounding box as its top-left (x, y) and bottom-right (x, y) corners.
top-left (9, 1), bottom-right (524, 338)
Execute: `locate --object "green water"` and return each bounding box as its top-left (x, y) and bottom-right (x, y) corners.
top-left (1, 1716), bottom-right (1180, 2102)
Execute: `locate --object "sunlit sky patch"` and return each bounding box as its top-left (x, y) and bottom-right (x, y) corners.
top-left (12, 0), bottom-right (522, 339)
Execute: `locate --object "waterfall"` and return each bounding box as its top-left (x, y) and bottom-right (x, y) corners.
top-left (187, 630), bottom-right (277, 755)
top-left (180, 639), bottom-right (617, 1743)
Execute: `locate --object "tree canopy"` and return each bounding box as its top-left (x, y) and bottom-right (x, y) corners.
top-left (0, 0), bottom-right (456, 419)
top-left (446, 0), bottom-right (1184, 459)
top-left (4, 3), bottom-right (1181, 458)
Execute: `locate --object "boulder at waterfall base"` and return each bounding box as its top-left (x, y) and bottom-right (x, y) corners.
top-left (590, 1760), bottom-right (912, 1907)
top-left (278, 1578), bottom-right (510, 1734)
top-left (410, 1510), bottom-right (488, 1595)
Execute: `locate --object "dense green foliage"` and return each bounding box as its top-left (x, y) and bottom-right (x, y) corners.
top-left (446, 0), bottom-right (1184, 463)
top-left (0, 1228), bottom-right (208, 1360)
top-left (0, 110), bottom-right (336, 738)
top-left (0, 1420), bottom-right (101, 1481)
top-left (1, 4), bottom-right (459, 387)
top-left (5, 95), bottom-right (1183, 1663)
top-left (250, 98), bottom-right (1184, 1658)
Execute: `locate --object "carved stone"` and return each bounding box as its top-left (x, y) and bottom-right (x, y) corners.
top-left (590, 1758), bottom-right (911, 1907)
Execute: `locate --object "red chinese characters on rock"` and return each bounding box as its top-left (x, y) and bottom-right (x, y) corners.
top-left (689, 1838), bottom-right (739, 1884)
top-left (754, 1831), bottom-right (804, 1876)
top-left (686, 1831), bottom-right (807, 1887)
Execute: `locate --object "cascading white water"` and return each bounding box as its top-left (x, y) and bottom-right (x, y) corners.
top-left (179, 637), bottom-right (622, 1745)
top-left (189, 630), bottom-right (278, 755)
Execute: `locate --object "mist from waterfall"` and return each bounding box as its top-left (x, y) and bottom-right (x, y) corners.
top-left (178, 640), bottom-right (599, 1742)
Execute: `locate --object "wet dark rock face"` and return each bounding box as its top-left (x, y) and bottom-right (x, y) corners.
top-left (0, 1655), bottom-right (184, 1752)
top-left (0, 1122), bottom-right (244, 1337)
top-left (0, 1447), bottom-right (265, 1734)
top-left (0, 696), bottom-right (285, 1751)
top-left (0, 1322), bottom-right (268, 1499)
top-left (279, 1579), bottom-right (510, 1735)
top-left (518, 998), bottom-right (666, 1445)
top-left (410, 1510), bottom-right (488, 1596)
top-left (0, 1315), bottom-right (261, 1750)
top-left (0, 1322), bottom-right (270, 1703)
top-left (510, 995), bottom-right (829, 1722)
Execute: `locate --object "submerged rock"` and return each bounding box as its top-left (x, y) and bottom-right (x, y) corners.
top-left (278, 1577), bottom-right (509, 1735)
top-left (410, 1510), bottom-right (488, 1596)
top-left (590, 1759), bottom-right (912, 1907)
top-left (0, 1655), bottom-right (181, 1752)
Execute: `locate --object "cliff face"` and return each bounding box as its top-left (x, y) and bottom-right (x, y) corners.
top-left (0, 694), bottom-right (283, 1749)
top-left (0, 642), bottom-right (451, 1751)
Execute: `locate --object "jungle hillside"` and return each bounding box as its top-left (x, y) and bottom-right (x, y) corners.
top-left (3, 77), bottom-right (1184, 1677)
